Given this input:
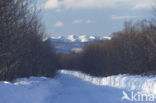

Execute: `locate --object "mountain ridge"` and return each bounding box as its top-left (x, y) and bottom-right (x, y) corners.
top-left (49, 35), bottom-right (111, 53)
top-left (50, 35), bottom-right (111, 43)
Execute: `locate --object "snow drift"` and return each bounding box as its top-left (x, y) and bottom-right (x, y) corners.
top-left (60, 70), bottom-right (156, 94)
top-left (0, 77), bottom-right (61, 103)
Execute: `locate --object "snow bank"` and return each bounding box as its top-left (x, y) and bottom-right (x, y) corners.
top-left (0, 77), bottom-right (61, 103)
top-left (59, 70), bottom-right (156, 94)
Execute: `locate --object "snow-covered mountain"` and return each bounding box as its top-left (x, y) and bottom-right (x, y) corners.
top-left (1, 70), bottom-right (156, 103)
top-left (51, 35), bottom-right (111, 43)
top-left (50, 35), bottom-right (111, 53)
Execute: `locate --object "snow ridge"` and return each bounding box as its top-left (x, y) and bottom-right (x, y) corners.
top-left (59, 70), bottom-right (156, 94)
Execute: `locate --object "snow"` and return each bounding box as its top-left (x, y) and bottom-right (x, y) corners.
top-left (51, 35), bottom-right (111, 43)
top-left (0, 70), bottom-right (156, 103)
top-left (59, 70), bottom-right (156, 94)
top-left (66, 35), bottom-right (77, 42)
top-left (0, 77), bottom-right (60, 103)
top-left (102, 36), bottom-right (111, 40)
top-left (51, 36), bottom-right (62, 39)
top-left (89, 35), bottom-right (96, 39)
top-left (78, 35), bottom-right (89, 42)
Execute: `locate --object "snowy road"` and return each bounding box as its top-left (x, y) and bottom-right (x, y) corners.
top-left (0, 70), bottom-right (156, 103)
top-left (52, 74), bottom-right (124, 103)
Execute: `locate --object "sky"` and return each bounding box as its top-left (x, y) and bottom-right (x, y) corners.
top-left (37, 0), bottom-right (155, 36)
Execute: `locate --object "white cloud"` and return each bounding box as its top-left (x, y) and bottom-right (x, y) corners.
top-left (72, 19), bottom-right (82, 24)
top-left (86, 20), bottom-right (95, 23)
top-left (133, 1), bottom-right (154, 10)
top-left (111, 15), bottom-right (137, 20)
top-left (63, 0), bottom-right (117, 9)
top-left (72, 19), bottom-right (95, 24)
top-left (44, 0), bottom-right (61, 9)
top-left (43, 0), bottom-right (130, 9)
top-left (55, 21), bottom-right (64, 27)
top-left (43, 0), bottom-right (155, 10)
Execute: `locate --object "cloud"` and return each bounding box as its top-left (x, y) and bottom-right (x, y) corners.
top-left (43, 0), bottom-right (130, 9)
top-left (43, 0), bottom-right (155, 10)
top-left (72, 19), bottom-right (95, 24)
top-left (133, 1), bottom-right (154, 10)
top-left (63, 0), bottom-right (117, 9)
top-left (44, 0), bottom-right (61, 9)
top-left (55, 21), bottom-right (64, 27)
top-left (86, 20), bottom-right (95, 23)
top-left (72, 19), bottom-right (82, 24)
top-left (111, 15), bottom-right (137, 20)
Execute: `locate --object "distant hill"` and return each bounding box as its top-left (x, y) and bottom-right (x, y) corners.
top-left (49, 35), bottom-right (111, 53)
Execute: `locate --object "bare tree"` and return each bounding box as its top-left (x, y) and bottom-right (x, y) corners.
top-left (0, 0), bottom-right (58, 81)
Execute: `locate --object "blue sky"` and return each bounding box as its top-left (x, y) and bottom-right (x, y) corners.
top-left (38, 0), bottom-right (155, 36)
